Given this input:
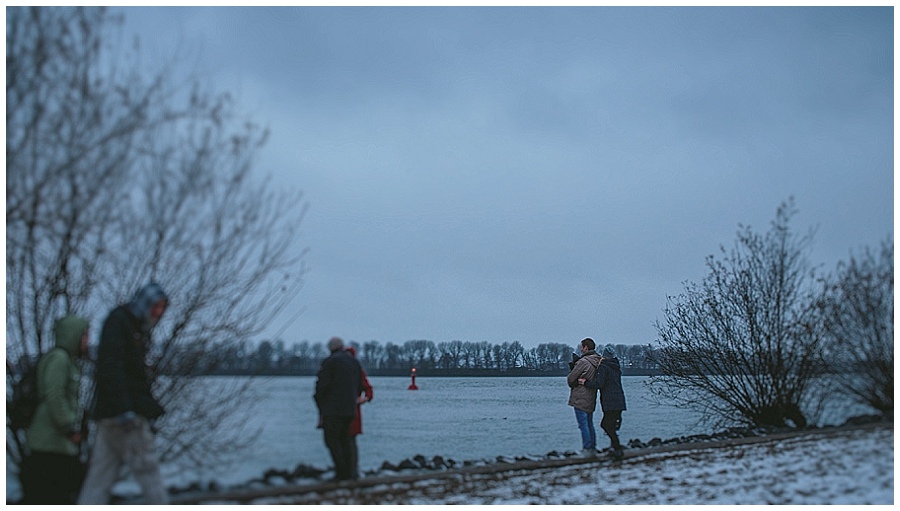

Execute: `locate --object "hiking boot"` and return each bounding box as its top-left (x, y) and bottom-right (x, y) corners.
top-left (601, 447), bottom-right (624, 460)
top-left (580, 448), bottom-right (597, 458)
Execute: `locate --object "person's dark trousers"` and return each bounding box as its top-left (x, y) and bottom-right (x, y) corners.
top-left (20, 451), bottom-right (85, 504)
top-left (600, 410), bottom-right (623, 450)
top-left (322, 415), bottom-right (354, 481)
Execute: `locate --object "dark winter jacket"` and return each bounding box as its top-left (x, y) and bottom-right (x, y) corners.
top-left (314, 349), bottom-right (363, 417)
top-left (586, 357), bottom-right (627, 412)
top-left (91, 305), bottom-right (165, 420)
top-left (26, 315), bottom-right (88, 456)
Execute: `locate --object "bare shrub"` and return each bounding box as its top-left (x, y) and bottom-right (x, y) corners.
top-left (650, 200), bottom-right (825, 429)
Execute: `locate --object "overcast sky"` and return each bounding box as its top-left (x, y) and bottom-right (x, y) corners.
top-left (116, 6), bottom-right (893, 349)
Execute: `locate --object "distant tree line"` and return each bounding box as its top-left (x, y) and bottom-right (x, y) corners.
top-left (180, 339), bottom-right (661, 376)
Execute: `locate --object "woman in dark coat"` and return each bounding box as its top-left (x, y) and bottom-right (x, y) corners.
top-left (582, 344), bottom-right (627, 460)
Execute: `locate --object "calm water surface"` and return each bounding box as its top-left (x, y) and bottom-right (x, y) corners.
top-left (6, 374), bottom-right (866, 498)
top-left (180, 375), bottom-right (711, 485)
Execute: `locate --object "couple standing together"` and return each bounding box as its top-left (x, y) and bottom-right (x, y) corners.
top-left (567, 337), bottom-right (626, 460)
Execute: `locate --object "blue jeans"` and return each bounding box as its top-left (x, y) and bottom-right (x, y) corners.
top-left (574, 408), bottom-right (596, 450)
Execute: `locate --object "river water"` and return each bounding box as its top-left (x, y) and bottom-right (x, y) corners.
top-left (168, 375), bottom-right (865, 488)
top-left (5, 375), bottom-right (869, 499)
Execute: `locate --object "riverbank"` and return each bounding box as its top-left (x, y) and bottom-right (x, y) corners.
top-left (168, 419), bottom-right (892, 505)
top-left (383, 422), bottom-right (893, 505)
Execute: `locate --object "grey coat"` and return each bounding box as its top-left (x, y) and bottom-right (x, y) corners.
top-left (567, 351), bottom-right (601, 413)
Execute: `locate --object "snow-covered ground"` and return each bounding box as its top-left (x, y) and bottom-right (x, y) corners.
top-left (266, 425), bottom-right (892, 505)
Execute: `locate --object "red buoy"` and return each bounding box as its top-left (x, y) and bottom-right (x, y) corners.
top-left (408, 367), bottom-right (419, 390)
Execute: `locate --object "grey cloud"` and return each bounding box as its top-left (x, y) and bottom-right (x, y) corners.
top-left (117, 6), bottom-right (892, 347)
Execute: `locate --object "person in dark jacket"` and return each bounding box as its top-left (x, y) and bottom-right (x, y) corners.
top-left (21, 315), bottom-right (90, 504)
top-left (581, 344), bottom-right (627, 460)
top-left (314, 337), bottom-right (364, 481)
top-left (78, 283), bottom-right (169, 504)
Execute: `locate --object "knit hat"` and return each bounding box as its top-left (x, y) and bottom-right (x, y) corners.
top-left (128, 282), bottom-right (168, 322)
top-left (601, 344), bottom-right (617, 359)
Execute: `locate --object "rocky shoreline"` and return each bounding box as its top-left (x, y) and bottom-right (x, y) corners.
top-left (157, 413), bottom-right (890, 504)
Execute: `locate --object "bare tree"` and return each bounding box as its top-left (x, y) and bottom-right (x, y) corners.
top-left (360, 340), bottom-right (383, 370)
top-left (7, 6), bottom-right (307, 482)
top-left (442, 340), bottom-right (464, 369)
top-left (650, 200), bottom-right (825, 429)
top-left (503, 341), bottom-right (525, 370)
top-left (477, 341), bottom-right (495, 369)
top-left (819, 238), bottom-right (893, 413)
top-left (408, 339), bottom-right (437, 369)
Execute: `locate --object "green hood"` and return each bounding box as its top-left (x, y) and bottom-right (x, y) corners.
top-left (54, 315), bottom-right (88, 356)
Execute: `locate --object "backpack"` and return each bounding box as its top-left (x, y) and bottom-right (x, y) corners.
top-left (8, 349), bottom-right (57, 432)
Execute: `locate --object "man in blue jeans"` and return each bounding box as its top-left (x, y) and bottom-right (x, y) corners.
top-left (566, 338), bottom-right (601, 456)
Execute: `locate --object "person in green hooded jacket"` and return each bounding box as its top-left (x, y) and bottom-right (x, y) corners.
top-left (21, 315), bottom-right (90, 504)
